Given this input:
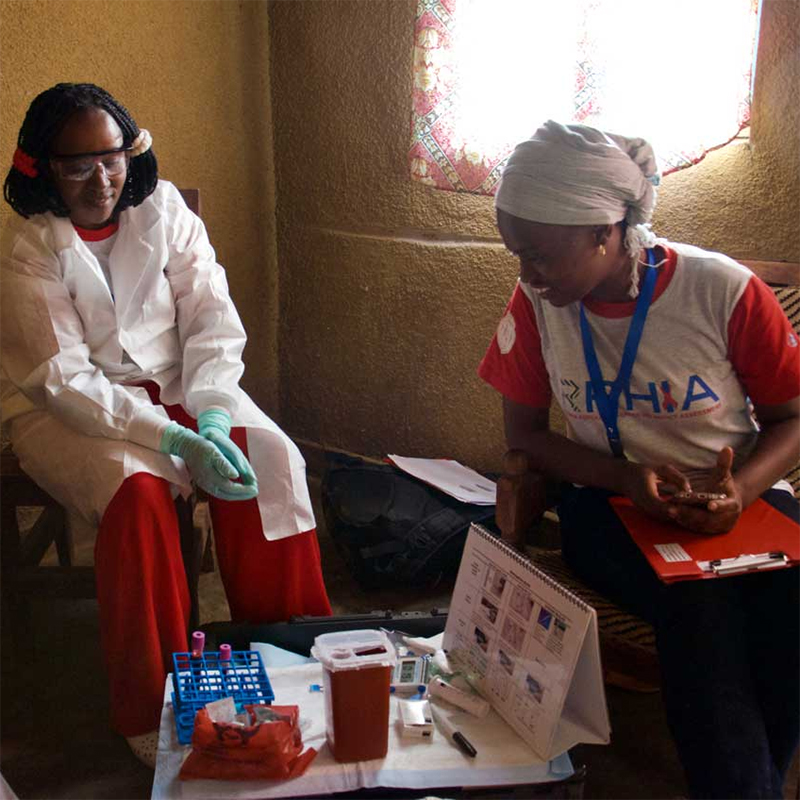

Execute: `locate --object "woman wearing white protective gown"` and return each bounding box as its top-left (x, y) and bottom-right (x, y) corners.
top-left (2, 83), bottom-right (331, 766)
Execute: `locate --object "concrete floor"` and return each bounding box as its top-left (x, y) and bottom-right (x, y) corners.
top-left (1, 477), bottom-right (797, 799)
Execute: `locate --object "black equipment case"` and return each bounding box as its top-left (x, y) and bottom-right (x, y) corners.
top-left (201, 609), bottom-right (449, 654)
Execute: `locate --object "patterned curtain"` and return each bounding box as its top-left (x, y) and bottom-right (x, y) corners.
top-left (410, 0), bottom-right (760, 194)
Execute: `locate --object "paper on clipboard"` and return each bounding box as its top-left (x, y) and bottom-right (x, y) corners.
top-left (610, 496), bottom-right (800, 583)
top-left (387, 455), bottom-right (496, 505)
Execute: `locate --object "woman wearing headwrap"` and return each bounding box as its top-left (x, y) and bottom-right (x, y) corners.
top-left (479, 121), bottom-right (799, 799)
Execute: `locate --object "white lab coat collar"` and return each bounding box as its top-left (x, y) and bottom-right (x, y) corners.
top-left (46, 192), bottom-right (163, 255)
top-left (47, 198), bottom-right (165, 322)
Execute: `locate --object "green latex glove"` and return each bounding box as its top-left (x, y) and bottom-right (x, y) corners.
top-left (197, 409), bottom-right (258, 488)
top-left (160, 422), bottom-right (258, 501)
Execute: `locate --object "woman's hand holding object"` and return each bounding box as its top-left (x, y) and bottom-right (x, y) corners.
top-left (622, 460), bottom-right (691, 522)
top-left (160, 422), bottom-right (258, 501)
top-left (624, 448), bottom-right (742, 535)
top-left (663, 447), bottom-right (742, 535)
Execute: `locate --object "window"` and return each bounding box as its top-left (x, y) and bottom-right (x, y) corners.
top-left (409, 0), bottom-right (760, 193)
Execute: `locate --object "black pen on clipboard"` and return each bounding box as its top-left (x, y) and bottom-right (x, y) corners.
top-left (430, 703), bottom-right (477, 758)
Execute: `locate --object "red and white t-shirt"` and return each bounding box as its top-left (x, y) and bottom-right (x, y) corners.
top-left (479, 243), bottom-right (800, 478)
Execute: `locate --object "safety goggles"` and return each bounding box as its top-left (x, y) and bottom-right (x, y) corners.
top-left (49, 148), bottom-right (131, 182)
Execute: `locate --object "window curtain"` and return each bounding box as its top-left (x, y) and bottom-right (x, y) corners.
top-left (409, 0), bottom-right (760, 194)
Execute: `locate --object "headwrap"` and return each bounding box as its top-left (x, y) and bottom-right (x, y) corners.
top-left (495, 120), bottom-right (660, 255)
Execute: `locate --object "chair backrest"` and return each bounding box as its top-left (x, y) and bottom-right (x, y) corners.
top-left (740, 259), bottom-right (800, 287)
top-left (178, 188), bottom-right (201, 217)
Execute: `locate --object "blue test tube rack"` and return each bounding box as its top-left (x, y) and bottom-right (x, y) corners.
top-left (170, 649), bottom-right (275, 745)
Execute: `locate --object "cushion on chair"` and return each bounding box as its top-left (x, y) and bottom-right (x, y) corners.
top-left (525, 547), bottom-right (660, 690)
top-left (528, 547), bottom-right (656, 650)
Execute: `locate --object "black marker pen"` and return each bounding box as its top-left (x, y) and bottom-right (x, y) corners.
top-left (430, 703), bottom-right (477, 758)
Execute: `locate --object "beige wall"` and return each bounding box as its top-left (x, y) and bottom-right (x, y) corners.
top-left (0, 0), bottom-right (281, 414)
top-left (270, 0), bottom-right (800, 472)
top-left (1, 1), bottom-right (796, 473)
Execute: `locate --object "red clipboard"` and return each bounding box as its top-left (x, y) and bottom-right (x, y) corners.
top-left (610, 496), bottom-right (800, 583)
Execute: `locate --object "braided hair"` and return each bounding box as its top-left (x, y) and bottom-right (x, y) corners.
top-left (4, 83), bottom-right (158, 218)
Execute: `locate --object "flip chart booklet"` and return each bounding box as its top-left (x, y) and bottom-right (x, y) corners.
top-left (443, 524), bottom-right (610, 760)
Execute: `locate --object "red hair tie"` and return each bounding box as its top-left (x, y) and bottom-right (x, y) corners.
top-left (12, 148), bottom-right (38, 178)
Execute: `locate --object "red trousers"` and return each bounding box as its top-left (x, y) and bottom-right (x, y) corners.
top-left (94, 394), bottom-right (332, 736)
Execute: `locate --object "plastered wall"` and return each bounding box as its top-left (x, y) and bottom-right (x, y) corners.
top-left (1, 1), bottom-right (796, 474)
top-left (0, 0), bottom-right (281, 414)
top-left (270, 0), bottom-right (799, 472)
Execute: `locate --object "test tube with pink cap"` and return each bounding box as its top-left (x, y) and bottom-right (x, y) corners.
top-left (219, 643), bottom-right (232, 673)
top-left (191, 631), bottom-right (205, 659)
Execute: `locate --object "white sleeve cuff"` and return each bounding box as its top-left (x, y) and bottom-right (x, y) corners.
top-left (126, 405), bottom-right (174, 451)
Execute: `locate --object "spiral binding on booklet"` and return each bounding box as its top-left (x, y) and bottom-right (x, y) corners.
top-left (471, 522), bottom-right (592, 612)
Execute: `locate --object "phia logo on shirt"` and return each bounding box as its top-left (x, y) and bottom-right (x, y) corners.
top-left (561, 375), bottom-right (720, 416)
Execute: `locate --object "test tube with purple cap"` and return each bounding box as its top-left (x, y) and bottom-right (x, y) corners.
top-left (191, 631), bottom-right (205, 659)
top-left (220, 643), bottom-right (232, 674)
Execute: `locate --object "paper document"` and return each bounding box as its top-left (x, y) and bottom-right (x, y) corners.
top-left (388, 455), bottom-right (496, 505)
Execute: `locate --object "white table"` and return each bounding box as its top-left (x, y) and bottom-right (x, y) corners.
top-left (152, 663), bottom-right (574, 799)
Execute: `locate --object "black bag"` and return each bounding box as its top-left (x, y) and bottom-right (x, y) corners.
top-left (321, 452), bottom-right (498, 589)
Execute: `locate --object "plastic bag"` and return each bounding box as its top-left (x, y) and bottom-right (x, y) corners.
top-left (179, 704), bottom-right (317, 781)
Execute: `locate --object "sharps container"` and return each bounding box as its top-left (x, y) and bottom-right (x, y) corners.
top-left (311, 629), bottom-right (397, 762)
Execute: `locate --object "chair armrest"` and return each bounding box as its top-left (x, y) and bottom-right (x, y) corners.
top-left (495, 449), bottom-right (547, 549)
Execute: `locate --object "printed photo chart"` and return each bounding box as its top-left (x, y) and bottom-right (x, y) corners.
top-left (443, 524), bottom-right (610, 759)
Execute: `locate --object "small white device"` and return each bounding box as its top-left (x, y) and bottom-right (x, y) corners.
top-left (391, 655), bottom-right (430, 692)
top-left (399, 699), bottom-right (434, 738)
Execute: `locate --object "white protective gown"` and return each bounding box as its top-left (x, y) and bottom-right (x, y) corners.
top-left (0, 180), bottom-right (314, 540)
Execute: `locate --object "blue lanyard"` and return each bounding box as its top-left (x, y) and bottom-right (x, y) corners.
top-left (579, 249), bottom-right (658, 458)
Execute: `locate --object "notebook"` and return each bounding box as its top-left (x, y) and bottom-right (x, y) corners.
top-left (443, 524), bottom-right (610, 760)
top-left (610, 496), bottom-right (800, 583)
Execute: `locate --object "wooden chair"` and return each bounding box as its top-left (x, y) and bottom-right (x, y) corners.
top-left (496, 258), bottom-right (800, 691)
top-left (0, 188), bottom-right (212, 636)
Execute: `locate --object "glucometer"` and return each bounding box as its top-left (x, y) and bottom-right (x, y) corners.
top-left (391, 655), bottom-right (431, 692)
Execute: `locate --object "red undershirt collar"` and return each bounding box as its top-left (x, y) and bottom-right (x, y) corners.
top-left (74, 221), bottom-right (119, 242)
top-left (582, 245), bottom-right (678, 318)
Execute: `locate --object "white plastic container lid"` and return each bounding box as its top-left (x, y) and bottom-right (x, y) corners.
top-left (311, 629), bottom-right (397, 671)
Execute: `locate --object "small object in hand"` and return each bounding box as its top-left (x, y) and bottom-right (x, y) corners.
top-left (671, 491), bottom-right (727, 506)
